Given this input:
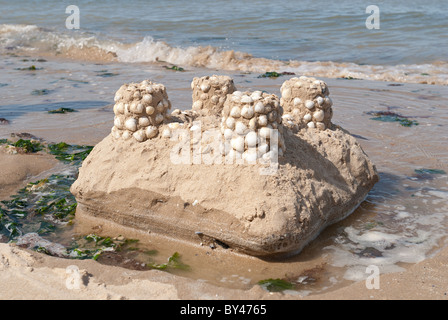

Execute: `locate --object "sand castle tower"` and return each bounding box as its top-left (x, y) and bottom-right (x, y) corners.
top-left (111, 80), bottom-right (171, 142)
top-left (280, 76), bottom-right (333, 130)
top-left (221, 90), bottom-right (286, 161)
top-left (191, 75), bottom-right (236, 115)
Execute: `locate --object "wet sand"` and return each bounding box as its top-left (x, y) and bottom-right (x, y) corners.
top-left (1, 240), bottom-right (447, 300)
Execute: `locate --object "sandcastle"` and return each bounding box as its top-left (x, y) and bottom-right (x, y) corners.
top-left (71, 75), bottom-right (379, 257)
top-left (280, 76), bottom-right (333, 130)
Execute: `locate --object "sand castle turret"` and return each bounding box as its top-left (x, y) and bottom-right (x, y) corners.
top-left (280, 76), bottom-right (333, 130)
top-left (111, 80), bottom-right (171, 142)
top-left (191, 75), bottom-right (236, 115)
top-left (221, 90), bottom-right (286, 161)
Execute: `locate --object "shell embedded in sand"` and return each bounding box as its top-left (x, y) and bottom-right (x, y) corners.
top-left (258, 143), bottom-right (269, 155)
top-left (241, 95), bottom-right (253, 104)
top-left (168, 122), bottom-right (180, 130)
top-left (293, 97), bottom-right (302, 106)
top-left (224, 128), bottom-right (234, 140)
top-left (258, 115), bottom-right (268, 127)
top-left (193, 100), bottom-right (203, 110)
top-left (241, 106), bottom-right (255, 119)
top-left (307, 121), bottom-right (316, 129)
top-left (143, 94), bottom-right (153, 104)
top-left (111, 126), bottom-right (122, 139)
top-left (230, 107), bottom-right (241, 118)
top-left (254, 101), bottom-right (265, 114)
top-left (316, 96), bottom-right (324, 106)
top-left (114, 116), bottom-right (123, 129)
top-left (139, 116), bottom-right (150, 127)
top-left (146, 126), bottom-right (158, 139)
top-left (235, 121), bottom-right (248, 135)
top-left (162, 128), bottom-right (172, 138)
top-left (249, 117), bottom-right (258, 130)
top-left (135, 103), bottom-right (144, 114)
top-left (122, 130), bottom-right (131, 140)
top-left (243, 149), bottom-right (258, 163)
top-left (133, 129), bottom-right (147, 142)
top-left (282, 88), bottom-right (292, 99)
top-left (226, 117), bottom-right (236, 130)
top-left (133, 91), bottom-right (141, 100)
top-left (245, 131), bottom-right (258, 147)
top-left (231, 136), bottom-right (245, 153)
top-left (200, 83), bottom-right (211, 92)
top-left (305, 100), bottom-right (315, 110)
top-left (304, 114), bottom-right (312, 121)
top-left (211, 95), bottom-right (219, 105)
top-left (146, 106), bottom-right (155, 115)
top-left (157, 101), bottom-right (165, 112)
top-left (259, 127), bottom-right (271, 139)
top-left (125, 118), bottom-right (138, 132)
top-left (313, 110), bottom-right (325, 122)
top-left (316, 122), bottom-right (326, 130)
top-left (267, 111), bottom-right (277, 123)
top-left (154, 114), bottom-right (164, 124)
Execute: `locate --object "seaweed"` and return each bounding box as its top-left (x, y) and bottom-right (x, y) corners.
top-left (17, 65), bottom-right (42, 71)
top-left (164, 65), bottom-right (185, 72)
top-left (47, 108), bottom-right (77, 114)
top-left (0, 139), bottom-right (44, 153)
top-left (12, 139), bottom-right (43, 153)
top-left (258, 278), bottom-right (294, 292)
top-left (95, 70), bottom-right (119, 78)
top-left (48, 142), bottom-right (93, 164)
top-left (414, 168), bottom-right (446, 175)
top-left (0, 174), bottom-right (77, 241)
top-left (338, 76), bottom-right (362, 80)
top-left (367, 111), bottom-right (419, 127)
top-left (31, 89), bottom-right (51, 96)
top-left (257, 71), bottom-right (295, 78)
top-left (147, 252), bottom-right (190, 271)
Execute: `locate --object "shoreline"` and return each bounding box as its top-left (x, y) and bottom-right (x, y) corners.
top-left (1, 240), bottom-right (447, 300)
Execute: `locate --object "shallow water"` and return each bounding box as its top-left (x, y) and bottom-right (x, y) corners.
top-left (1, 49), bottom-right (447, 295)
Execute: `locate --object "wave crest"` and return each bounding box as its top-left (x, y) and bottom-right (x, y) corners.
top-left (1, 24), bottom-right (447, 85)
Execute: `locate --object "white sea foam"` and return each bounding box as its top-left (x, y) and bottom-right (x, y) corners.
top-left (1, 24), bottom-right (447, 85)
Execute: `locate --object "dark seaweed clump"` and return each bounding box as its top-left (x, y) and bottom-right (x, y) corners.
top-left (47, 108), bottom-right (77, 114)
top-left (366, 111), bottom-right (419, 127)
top-left (258, 71), bottom-right (296, 78)
top-left (164, 65), bottom-right (185, 72)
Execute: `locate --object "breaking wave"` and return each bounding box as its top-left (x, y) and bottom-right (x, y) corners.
top-left (1, 24), bottom-right (447, 85)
